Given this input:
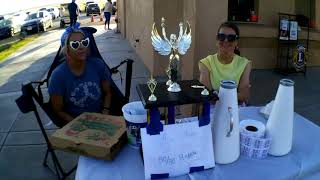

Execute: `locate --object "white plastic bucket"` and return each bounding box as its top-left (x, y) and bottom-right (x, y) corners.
top-left (122, 101), bottom-right (147, 148)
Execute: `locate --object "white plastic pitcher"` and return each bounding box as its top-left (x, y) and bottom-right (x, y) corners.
top-left (266, 79), bottom-right (294, 156)
top-left (212, 80), bottom-right (240, 164)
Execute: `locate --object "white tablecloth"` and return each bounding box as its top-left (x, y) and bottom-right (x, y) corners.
top-left (75, 107), bottom-right (320, 180)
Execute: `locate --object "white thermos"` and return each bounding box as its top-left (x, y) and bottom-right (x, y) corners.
top-left (212, 80), bottom-right (240, 164)
top-left (266, 79), bottom-right (294, 156)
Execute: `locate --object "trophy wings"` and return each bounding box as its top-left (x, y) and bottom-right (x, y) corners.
top-left (151, 23), bottom-right (171, 56)
top-left (177, 22), bottom-right (192, 55)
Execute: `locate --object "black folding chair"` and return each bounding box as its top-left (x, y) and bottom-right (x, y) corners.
top-left (16, 82), bottom-right (77, 180)
top-left (46, 26), bottom-right (133, 117)
top-left (15, 26), bottom-right (134, 179)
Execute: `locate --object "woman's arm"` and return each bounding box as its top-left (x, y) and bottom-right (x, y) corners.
top-left (50, 95), bottom-right (73, 124)
top-left (238, 62), bottom-right (252, 103)
top-left (101, 80), bottom-right (112, 114)
top-left (199, 62), bottom-right (213, 90)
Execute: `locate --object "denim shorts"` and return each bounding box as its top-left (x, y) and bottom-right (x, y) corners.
top-left (104, 12), bottom-right (111, 21)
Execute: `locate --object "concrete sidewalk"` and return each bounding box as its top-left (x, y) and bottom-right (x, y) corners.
top-left (0, 22), bottom-right (151, 180)
top-left (0, 22), bottom-right (319, 180)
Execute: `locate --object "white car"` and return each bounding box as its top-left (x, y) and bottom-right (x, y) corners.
top-left (47, 7), bottom-right (60, 19)
top-left (21, 11), bottom-right (53, 33)
top-left (0, 13), bottom-right (27, 36)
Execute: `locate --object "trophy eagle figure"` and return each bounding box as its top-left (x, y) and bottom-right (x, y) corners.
top-left (151, 17), bottom-right (192, 92)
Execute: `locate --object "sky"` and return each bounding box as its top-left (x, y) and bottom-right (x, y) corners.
top-left (0, 0), bottom-right (70, 15)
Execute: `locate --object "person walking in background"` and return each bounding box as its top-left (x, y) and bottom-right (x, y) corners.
top-left (68, 0), bottom-right (79, 27)
top-left (104, 0), bottom-right (113, 30)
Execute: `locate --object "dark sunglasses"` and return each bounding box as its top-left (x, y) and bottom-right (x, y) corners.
top-left (216, 33), bottom-right (239, 42)
top-left (69, 37), bottom-right (90, 50)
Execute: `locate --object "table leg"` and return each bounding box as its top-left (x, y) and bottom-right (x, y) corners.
top-left (168, 105), bottom-right (175, 124)
top-left (147, 109), bottom-right (150, 124)
top-left (199, 101), bottom-right (210, 126)
top-left (146, 107), bottom-right (163, 135)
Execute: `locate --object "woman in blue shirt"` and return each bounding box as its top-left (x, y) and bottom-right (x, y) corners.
top-left (48, 28), bottom-right (112, 126)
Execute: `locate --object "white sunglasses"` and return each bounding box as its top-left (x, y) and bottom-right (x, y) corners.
top-left (69, 37), bottom-right (90, 50)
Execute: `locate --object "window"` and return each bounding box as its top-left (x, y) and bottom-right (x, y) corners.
top-left (295, 0), bottom-right (315, 28)
top-left (39, 12), bottom-right (44, 18)
top-left (228, 0), bottom-right (259, 22)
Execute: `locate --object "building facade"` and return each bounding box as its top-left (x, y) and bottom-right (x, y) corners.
top-left (117, 0), bottom-right (320, 79)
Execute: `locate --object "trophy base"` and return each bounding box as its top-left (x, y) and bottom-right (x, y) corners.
top-left (148, 94), bottom-right (157, 101)
top-left (166, 79), bottom-right (172, 86)
top-left (167, 82), bottom-right (181, 92)
top-left (201, 88), bottom-right (209, 96)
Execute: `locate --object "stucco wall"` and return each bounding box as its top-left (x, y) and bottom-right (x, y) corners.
top-left (120, 0), bottom-right (155, 74)
top-left (259, 0), bottom-right (295, 26)
top-left (194, 0), bottom-right (319, 71)
top-left (117, 0), bottom-right (126, 38)
top-left (316, 0), bottom-right (320, 30)
top-left (193, 0), bottom-right (228, 78)
top-left (181, 0), bottom-right (197, 80)
top-left (119, 0), bottom-right (320, 78)
top-left (237, 0), bottom-right (320, 68)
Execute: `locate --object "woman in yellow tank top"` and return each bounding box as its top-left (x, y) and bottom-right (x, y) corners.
top-left (199, 22), bottom-right (252, 103)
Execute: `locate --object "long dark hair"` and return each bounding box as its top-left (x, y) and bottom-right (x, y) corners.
top-left (217, 22), bottom-right (240, 55)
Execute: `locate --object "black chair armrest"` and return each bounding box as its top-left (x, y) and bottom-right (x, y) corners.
top-left (30, 79), bottom-right (48, 105)
top-left (110, 59), bottom-right (134, 101)
top-left (110, 59), bottom-right (133, 74)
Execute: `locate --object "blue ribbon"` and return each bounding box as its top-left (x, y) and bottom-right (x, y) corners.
top-left (151, 173), bottom-right (169, 179)
top-left (199, 101), bottom-right (210, 127)
top-left (60, 22), bottom-right (81, 46)
top-left (189, 166), bottom-right (204, 173)
top-left (146, 107), bottom-right (163, 135)
top-left (167, 105), bottom-right (175, 124)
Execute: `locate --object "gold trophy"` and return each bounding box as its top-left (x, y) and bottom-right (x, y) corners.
top-left (151, 17), bottom-right (192, 92)
top-left (147, 75), bottom-right (157, 101)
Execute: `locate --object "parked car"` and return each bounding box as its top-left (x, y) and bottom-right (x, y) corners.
top-left (12, 12), bottom-right (28, 24)
top-left (59, 3), bottom-right (70, 28)
top-left (0, 15), bottom-right (24, 37)
top-left (47, 7), bottom-right (60, 19)
top-left (85, 1), bottom-right (95, 12)
top-left (0, 19), bottom-right (14, 37)
top-left (21, 11), bottom-right (53, 33)
top-left (39, 8), bottom-right (47, 11)
top-left (86, 3), bottom-right (101, 16)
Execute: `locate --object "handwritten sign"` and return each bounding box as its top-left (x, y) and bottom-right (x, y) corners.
top-left (141, 118), bottom-right (215, 179)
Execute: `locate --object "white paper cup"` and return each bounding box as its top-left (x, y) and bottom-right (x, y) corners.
top-left (122, 101), bottom-right (147, 148)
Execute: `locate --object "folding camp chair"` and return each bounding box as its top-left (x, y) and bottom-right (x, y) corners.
top-left (47, 27), bottom-right (133, 114)
top-left (16, 82), bottom-right (77, 180)
top-left (15, 26), bottom-right (134, 179)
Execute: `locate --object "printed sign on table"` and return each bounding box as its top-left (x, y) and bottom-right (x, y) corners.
top-left (141, 119), bottom-right (215, 179)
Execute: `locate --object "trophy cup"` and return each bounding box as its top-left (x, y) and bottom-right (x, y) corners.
top-left (147, 75), bottom-right (157, 101)
top-left (151, 17), bottom-right (192, 92)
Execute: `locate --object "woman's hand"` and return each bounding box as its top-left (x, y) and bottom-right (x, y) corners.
top-left (50, 95), bottom-right (74, 124)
